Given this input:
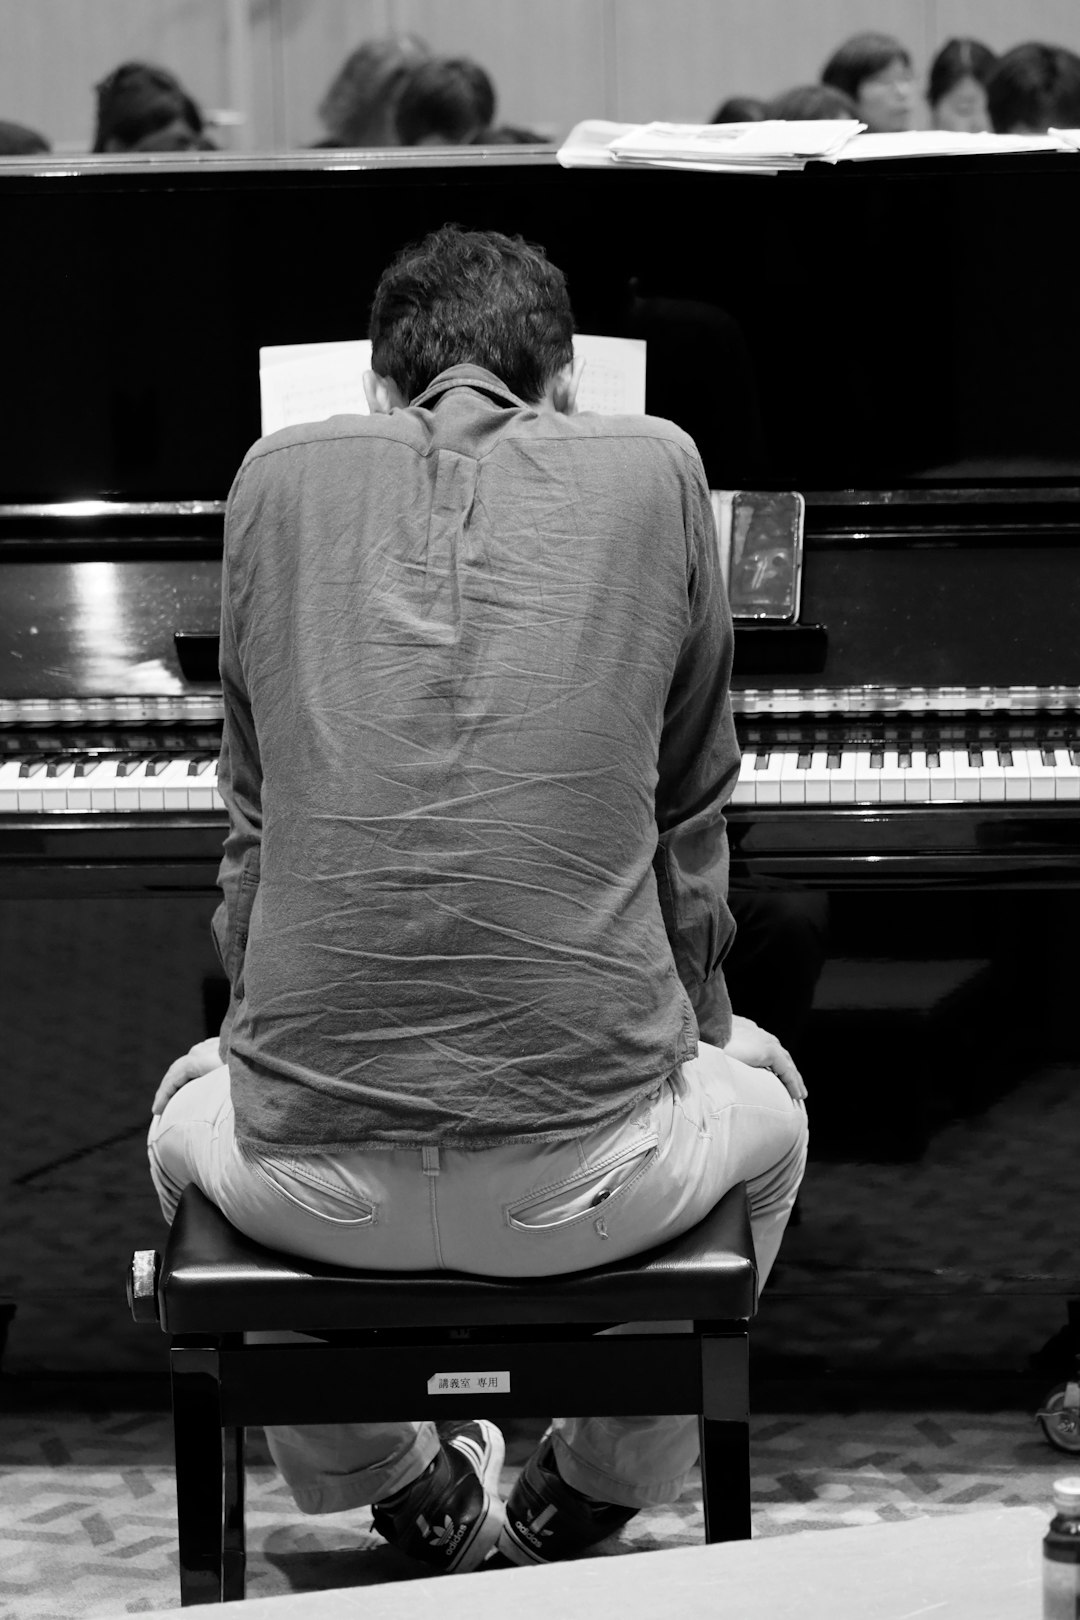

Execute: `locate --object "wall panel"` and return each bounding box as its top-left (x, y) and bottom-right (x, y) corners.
top-left (609, 0), bottom-right (934, 124)
top-left (932, 0), bottom-right (1080, 56)
top-left (0, 0), bottom-right (232, 151)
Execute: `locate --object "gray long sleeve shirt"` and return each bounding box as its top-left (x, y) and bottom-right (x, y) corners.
top-left (214, 365), bottom-right (739, 1153)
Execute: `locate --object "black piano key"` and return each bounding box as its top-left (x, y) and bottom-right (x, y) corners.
top-left (74, 758), bottom-right (102, 778)
top-left (753, 753), bottom-right (771, 771)
top-left (968, 748), bottom-right (984, 768)
top-left (796, 752), bottom-right (812, 770)
top-left (187, 756), bottom-right (215, 776)
top-left (826, 751), bottom-right (842, 770)
top-left (145, 755), bottom-right (172, 777)
top-left (18, 759), bottom-right (46, 778)
top-left (1069, 748), bottom-right (1080, 768)
top-left (898, 750), bottom-right (912, 769)
top-left (45, 757), bottom-right (74, 777)
top-left (926, 751), bottom-right (940, 770)
top-left (116, 756), bottom-right (143, 778)
top-left (869, 751), bottom-right (884, 769)
top-left (1041, 747), bottom-right (1058, 768)
top-left (997, 748), bottom-right (1013, 768)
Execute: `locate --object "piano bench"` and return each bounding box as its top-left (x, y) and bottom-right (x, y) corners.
top-left (128, 1181), bottom-right (758, 1606)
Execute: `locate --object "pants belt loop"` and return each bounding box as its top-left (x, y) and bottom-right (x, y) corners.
top-left (422, 1146), bottom-right (440, 1176)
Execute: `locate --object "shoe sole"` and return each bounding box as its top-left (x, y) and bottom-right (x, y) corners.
top-left (444, 1420), bottom-right (506, 1573)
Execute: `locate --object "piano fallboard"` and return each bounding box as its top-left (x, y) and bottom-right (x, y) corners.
top-left (5, 798), bottom-right (1080, 898)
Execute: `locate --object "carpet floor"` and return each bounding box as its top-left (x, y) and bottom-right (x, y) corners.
top-left (0, 1404), bottom-right (1069, 1619)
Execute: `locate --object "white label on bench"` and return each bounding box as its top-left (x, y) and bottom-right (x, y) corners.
top-left (427, 1370), bottom-right (511, 1394)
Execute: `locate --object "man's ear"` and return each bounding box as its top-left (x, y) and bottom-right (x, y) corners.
top-left (362, 370), bottom-right (407, 415)
top-left (548, 356), bottom-right (586, 416)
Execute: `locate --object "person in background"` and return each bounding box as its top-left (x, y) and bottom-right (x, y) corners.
top-left (927, 37), bottom-right (997, 132)
top-left (0, 119), bottom-right (50, 153)
top-left (394, 56), bottom-right (495, 146)
top-left (986, 42), bottom-right (1080, 134)
top-left (821, 32), bottom-right (917, 132)
top-left (314, 34), bottom-right (429, 147)
top-left (472, 121), bottom-right (549, 145)
top-left (93, 61), bottom-right (212, 152)
top-left (711, 95), bottom-right (767, 122)
top-left (769, 84), bottom-right (859, 121)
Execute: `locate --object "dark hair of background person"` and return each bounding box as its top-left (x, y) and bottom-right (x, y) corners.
top-left (92, 61), bottom-right (209, 152)
top-left (395, 56), bottom-right (496, 145)
top-left (711, 95), bottom-right (767, 123)
top-left (821, 31), bottom-right (912, 99)
top-left (769, 83), bottom-right (859, 120)
top-left (369, 226), bottom-right (573, 403)
top-left (315, 33), bottom-right (429, 146)
top-left (0, 119), bottom-right (50, 154)
top-left (927, 36), bottom-right (998, 108)
top-left (472, 121), bottom-right (550, 145)
top-left (986, 41), bottom-right (1080, 133)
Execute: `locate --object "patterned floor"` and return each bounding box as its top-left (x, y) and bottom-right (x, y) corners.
top-left (0, 1405), bottom-right (1069, 1620)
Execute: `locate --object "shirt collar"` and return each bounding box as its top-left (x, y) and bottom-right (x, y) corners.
top-left (410, 364), bottom-right (529, 412)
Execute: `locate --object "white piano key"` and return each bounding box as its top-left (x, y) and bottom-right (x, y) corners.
top-left (903, 748), bottom-right (931, 801)
top-left (780, 751), bottom-right (807, 804)
top-left (853, 749), bottom-right (881, 802)
top-left (978, 749), bottom-right (1006, 801)
top-left (731, 752), bottom-right (756, 806)
top-left (803, 750), bottom-right (831, 804)
top-left (927, 748), bottom-right (956, 801)
top-left (953, 748), bottom-right (983, 801)
top-left (1025, 747), bottom-right (1057, 801)
top-left (1052, 747), bottom-right (1080, 801)
top-left (827, 749), bottom-right (857, 804)
top-left (752, 751), bottom-right (785, 805)
top-left (1001, 748), bottom-right (1031, 801)
top-left (879, 748), bottom-right (906, 801)
top-left (0, 759), bottom-right (23, 811)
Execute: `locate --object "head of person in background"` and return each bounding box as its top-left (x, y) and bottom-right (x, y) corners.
top-left (394, 56), bottom-right (496, 147)
top-left (472, 122), bottom-right (549, 146)
top-left (926, 37), bottom-right (997, 132)
top-left (0, 119), bottom-right (50, 155)
top-left (93, 61), bottom-right (211, 152)
top-left (315, 33), bottom-right (429, 147)
top-left (711, 95), bottom-right (767, 123)
top-left (821, 32), bottom-right (916, 132)
top-left (986, 42), bottom-right (1080, 134)
top-left (768, 84), bottom-right (859, 121)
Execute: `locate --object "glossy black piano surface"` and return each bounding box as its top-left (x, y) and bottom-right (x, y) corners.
top-left (2, 151), bottom-right (1079, 1386)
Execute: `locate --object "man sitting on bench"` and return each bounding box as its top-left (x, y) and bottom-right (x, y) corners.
top-left (148, 225), bottom-right (808, 1576)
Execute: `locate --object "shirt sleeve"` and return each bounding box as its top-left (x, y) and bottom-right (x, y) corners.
top-left (211, 467), bottom-right (263, 1051)
top-left (652, 453), bottom-right (740, 1047)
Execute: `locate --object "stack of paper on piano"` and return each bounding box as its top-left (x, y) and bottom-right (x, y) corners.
top-left (835, 128), bottom-right (1071, 160)
top-left (559, 120), bottom-right (863, 174)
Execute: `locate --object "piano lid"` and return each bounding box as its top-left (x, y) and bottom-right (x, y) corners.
top-left (1, 149), bottom-right (1080, 500)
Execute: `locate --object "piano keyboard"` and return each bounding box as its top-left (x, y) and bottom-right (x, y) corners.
top-left (3, 743), bottom-right (1080, 814)
top-left (0, 754), bottom-right (223, 813)
top-left (731, 745), bottom-right (1080, 805)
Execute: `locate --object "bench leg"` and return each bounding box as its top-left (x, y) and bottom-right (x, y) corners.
top-left (171, 1345), bottom-right (228, 1604)
top-left (222, 1426), bottom-right (246, 1601)
top-left (697, 1326), bottom-right (751, 1543)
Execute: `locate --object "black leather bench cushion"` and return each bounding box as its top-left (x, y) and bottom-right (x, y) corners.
top-left (157, 1182), bottom-right (758, 1334)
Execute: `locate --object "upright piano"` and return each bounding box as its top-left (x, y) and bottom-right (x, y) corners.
top-left (2, 147), bottom-right (1078, 1381)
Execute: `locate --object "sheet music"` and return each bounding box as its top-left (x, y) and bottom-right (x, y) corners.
top-left (259, 333), bottom-right (646, 435)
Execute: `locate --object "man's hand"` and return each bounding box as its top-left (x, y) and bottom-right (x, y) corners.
top-left (152, 1037), bottom-right (224, 1116)
top-left (723, 1014), bottom-right (807, 1101)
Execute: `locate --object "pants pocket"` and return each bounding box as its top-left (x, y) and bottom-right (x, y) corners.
top-left (250, 1154), bottom-right (378, 1226)
top-left (505, 1137), bottom-right (658, 1232)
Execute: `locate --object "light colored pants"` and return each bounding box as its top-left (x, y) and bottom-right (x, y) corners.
top-left (148, 1045), bottom-right (806, 1511)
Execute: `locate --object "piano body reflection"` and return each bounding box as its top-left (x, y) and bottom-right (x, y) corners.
top-left (3, 148), bottom-right (1080, 1382)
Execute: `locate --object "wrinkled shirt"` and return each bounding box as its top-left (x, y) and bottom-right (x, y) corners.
top-left (214, 365), bottom-right (739, 1152)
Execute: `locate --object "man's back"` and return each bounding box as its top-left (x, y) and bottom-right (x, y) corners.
top-left (218, 366), bottom-right (737, 1152)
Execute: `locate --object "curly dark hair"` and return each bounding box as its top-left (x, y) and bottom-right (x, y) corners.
top-left (369, 226), bottom-right (574, 404)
